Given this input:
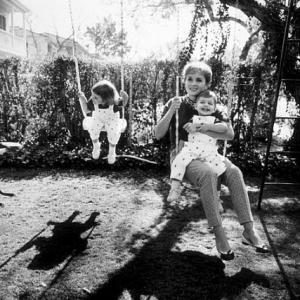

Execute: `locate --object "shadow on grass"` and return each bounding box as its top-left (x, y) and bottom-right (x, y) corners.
top-left (2, 210), bottom-right (99, 271)
top-left (86, 203), bottom-right (269, 300)
top-left (27, 210), bottom-right (99, 270)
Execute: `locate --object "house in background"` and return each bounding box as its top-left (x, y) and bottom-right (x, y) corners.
top-left (25, 30), bottom-right (91, 60)
top-left (0, 0), bottom-right (90, 60)
top-left (0, 0), bottom-right (29, 58)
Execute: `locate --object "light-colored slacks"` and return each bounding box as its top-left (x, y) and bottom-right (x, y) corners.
top-left (184, 158), bottom-right (254, 228)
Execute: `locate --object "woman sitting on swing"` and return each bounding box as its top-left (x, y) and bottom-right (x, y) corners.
top-left (154, 61), bottom-right (269, 260)
top-left (78, 80), bottom-right (128, 164)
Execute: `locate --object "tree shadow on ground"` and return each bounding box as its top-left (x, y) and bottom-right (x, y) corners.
top-left (86, 203), bottom-right (269, 300)
top-left (24, 210), bottom-right (99, 270)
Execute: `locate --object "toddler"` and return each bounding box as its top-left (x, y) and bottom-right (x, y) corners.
top-left (168, 90), bottom-right (228, 201)
top-left (78, 80), bottom-right (128, 164)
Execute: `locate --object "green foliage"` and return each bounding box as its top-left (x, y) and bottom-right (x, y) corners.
top-left (85, 16), bottom-right (131, 58)
top-left (0, 57), bottom-right (177, 169)
top-left (0, 55), bottom-right (297, 177)
top-left (0, 57), bottom-right (33, 142)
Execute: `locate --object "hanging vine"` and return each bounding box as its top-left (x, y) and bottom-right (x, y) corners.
top-left (178, 0), bottom-right (207, 71)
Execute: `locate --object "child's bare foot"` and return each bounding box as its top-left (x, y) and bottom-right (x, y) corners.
top-left (218, 199), bottom-right (224, 213)
top-left (167, 187), bottom-right (182, 203)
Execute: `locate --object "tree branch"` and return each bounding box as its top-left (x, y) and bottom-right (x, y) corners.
top-left (220, 0), bottom-right (284, 30)
top-left (202, 0), bottom-right (249, 31)
top-left (239, 26), bottom-right (262, 60)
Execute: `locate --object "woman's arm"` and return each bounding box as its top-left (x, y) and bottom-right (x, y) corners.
top-left (183, 122), bottom-right (234, 140)
top-left (154, 97), bottom-right (181, 140)
top-left (199, 122), bottom-right (234, 140)
top-left (199, 122), bottom-right (228, 134)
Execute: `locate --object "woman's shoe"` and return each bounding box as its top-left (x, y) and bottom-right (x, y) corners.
top-left (218, 249), bottom-right (235, 261)
top-left (242, 234), bottom-right (270, 253)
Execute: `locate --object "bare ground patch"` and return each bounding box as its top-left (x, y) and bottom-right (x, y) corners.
top-left (0, 168), bottom-right (299, 300)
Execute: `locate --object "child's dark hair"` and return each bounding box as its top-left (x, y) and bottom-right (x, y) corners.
top-left (198, 90), bottom-right (217, 106)
top-left (197, 90), bottom-right (229, 122)
top-left (182, 61), bottom-right (212, 85)
top-left (91, 80), bottom-right (119, 105)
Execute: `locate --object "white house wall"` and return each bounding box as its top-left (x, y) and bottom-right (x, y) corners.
top-left (0, 0), bottom-right (28, 58)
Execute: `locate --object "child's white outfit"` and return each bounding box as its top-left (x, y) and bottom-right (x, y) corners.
top-left (82, 104), bottom-right (123, 145)
top-left (82, 102), bottom-right (125, 162)
top-left (170, 115), bottom-right (226, 181)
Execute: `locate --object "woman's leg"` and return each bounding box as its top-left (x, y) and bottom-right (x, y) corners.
top-left (185, 160), bottom-right (221, 227)
top-left (221, 159), bottom-right (266, 247)
top-left (221, 159), bottom-right (253, 224)
top-left (185, 159), bottom-right (231, 253)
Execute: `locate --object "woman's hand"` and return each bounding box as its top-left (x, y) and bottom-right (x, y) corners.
top-left (120, 90), bottom-right (129, 106)
top-left (183, 123), bottom-right (210, 134)
top-left (197, 123), bottom-right (210, 133)
top-left (183, 123), bottom-right (197, 133)
top-left (169, 97), bottom-right (181, 114)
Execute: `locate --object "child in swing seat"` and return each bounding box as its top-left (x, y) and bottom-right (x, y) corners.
top-left (168, 90), bottom-right (228, 202)
top-left (78, 80), bottom-right (128, 164)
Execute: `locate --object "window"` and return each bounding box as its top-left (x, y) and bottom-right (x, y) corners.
top-left (0, 15), bottom-right (6, 31)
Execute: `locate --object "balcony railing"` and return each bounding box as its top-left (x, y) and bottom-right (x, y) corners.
top-left (0, 29), bottom-right (26, 57)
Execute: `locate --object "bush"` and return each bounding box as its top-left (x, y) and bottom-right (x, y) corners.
top-left (0, 56), bottom-right (297, 177)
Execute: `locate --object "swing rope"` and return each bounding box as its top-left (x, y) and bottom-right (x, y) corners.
top-left (175, 76), bottom-right (179, 154)
top-left (175, 5), bottom-right (181, 155)
top-left (67, 0), bottom-right (157, 165)
top-left (120, 0), bottom-right (125, 119)
top-left (68, 0), bottom-right (86, 118)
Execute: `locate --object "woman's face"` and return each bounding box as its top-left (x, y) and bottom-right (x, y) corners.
top-left (195, 96), bottom-right (216, 116)
top-left (184, 71), bottom-right (209, 99)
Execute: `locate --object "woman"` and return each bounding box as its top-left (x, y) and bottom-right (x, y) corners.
top-left (154, 61), bottom-right (269, 261)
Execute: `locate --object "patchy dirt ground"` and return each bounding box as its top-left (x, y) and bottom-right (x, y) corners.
top-left (0, 168), bottom-right (299, 300)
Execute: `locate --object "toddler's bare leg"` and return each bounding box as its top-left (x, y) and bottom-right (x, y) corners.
top-left (92, 139), bottom-right (101, 160)
top-left (167, 179), bottom-right (182, 202)
top-left (108, 143), bottom-right (116, 164)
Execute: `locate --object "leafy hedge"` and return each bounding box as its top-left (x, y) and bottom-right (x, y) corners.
top-left (0, 56), bottom-right (177, 170)
top-left (0, 56), bottom-right (298, 178)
